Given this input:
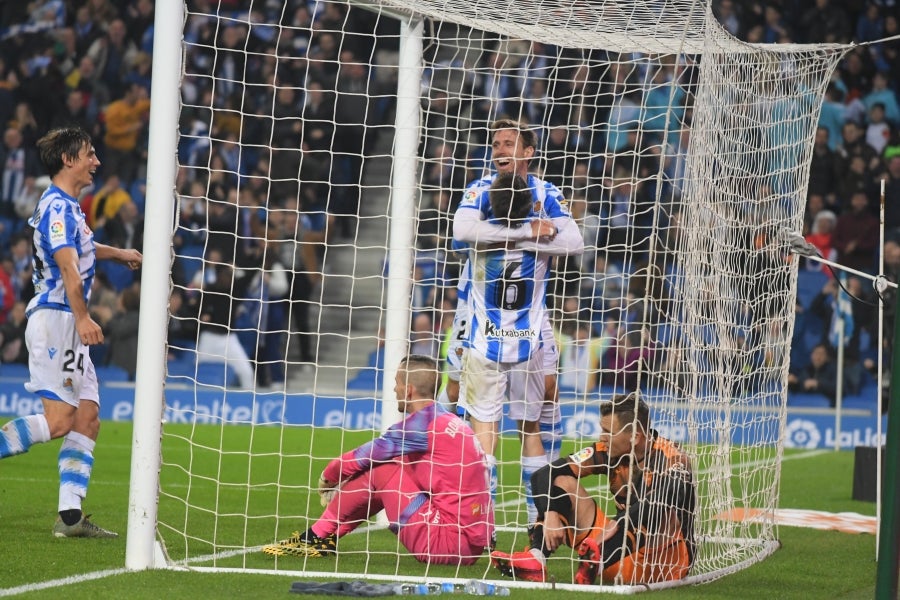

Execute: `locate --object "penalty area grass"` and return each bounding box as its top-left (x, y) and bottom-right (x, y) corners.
top-left (0, 420), bottom-right (878, 599)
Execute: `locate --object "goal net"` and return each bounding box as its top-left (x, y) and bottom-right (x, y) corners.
top-left (132, 0), bottom-right (850, 591)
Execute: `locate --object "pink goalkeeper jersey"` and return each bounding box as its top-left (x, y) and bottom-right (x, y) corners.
top-left (322, 402), bottom-right (493, 546)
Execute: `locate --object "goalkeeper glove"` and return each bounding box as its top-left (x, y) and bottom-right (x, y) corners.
top-left (318, 477), bottom-right (338, 507)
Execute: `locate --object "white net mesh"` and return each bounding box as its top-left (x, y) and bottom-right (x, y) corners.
top-left (156, 0), bottom-right (849, 590)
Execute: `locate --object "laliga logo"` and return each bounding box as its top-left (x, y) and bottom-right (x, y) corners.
top-left (783, 419), bottom-right (821, 449)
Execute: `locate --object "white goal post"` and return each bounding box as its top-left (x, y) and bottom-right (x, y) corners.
top-left (127, 0), bottom-right (853, 591)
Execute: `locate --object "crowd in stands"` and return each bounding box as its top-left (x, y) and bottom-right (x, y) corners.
top-left (0, 1), bottom-right (898, 408)
top-left (404, 0), bottom-right (900, 410)
top-left (0, 0), bottom-right (396, 387)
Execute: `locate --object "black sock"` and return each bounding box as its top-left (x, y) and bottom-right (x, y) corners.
top-left (59, 509), bottom-right (82, 526)
top-left (530, 524), bottom-right (552, 558)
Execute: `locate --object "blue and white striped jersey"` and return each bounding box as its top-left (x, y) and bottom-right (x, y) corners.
top-left (25, 184), bottom-right (96, 316)
top-left (451, 238), bottom-right (472, 303)
top-left (455, 174), bottom-right (571, 363)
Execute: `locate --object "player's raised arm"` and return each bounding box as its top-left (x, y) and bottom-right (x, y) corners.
top-left (518, 215), bottom-right (584, 256)
top-left (95, 242), bottom-right (142, 269)
top-left (453, 197), bottom-right (535, 246)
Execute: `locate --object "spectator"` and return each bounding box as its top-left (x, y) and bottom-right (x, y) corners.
top-left (8, 233), bottom-right (33, 302)
top-left (102, 81), bottom-right (150, 183)
top-left (837, 49), bottom-right (874, 104)
top-left (580, 251), bottom-right (627, 320)
top-left (173, 179), bottom-right (207, 257)
top-left (64, 54), bottom-right (107, 122)
top-left (409, 310), bottom-right (439, 358)
top-left (256, 238), bottom-right (291, 388)
top-left (835, 155), bottom-right (872, 206)
top-left (195, 256), bottom-right (255, 390)
top-left (86, 0), bottom-right (118, 26)
top-left (788, 343), bottom-right (839, 404)
top-left (123, 0), bottom-right (155, 52)
top-left (332, 53), bottom-right (371, 237)
top-left (603, 168), bottom-right (654, 265)
top-left (86, 18), bottom-right (139, 100)
top-left (0, 57), bottom-right (15, 128)
top-left (11, 102), bottom-right (40, 147)
top-left (0, 253), bottom-right (14, 324)
top-left (865, 102), bottom-right (892, 155)
top-left (422, 141), bottom-right (465, 195)
top-left (818, 83), bottom-right (846, 150)
top-left (87, 270), bottom-right (120, 329)
top-left (541, 124), bottom-right (574, 189)
top-left (101, 199), bottom-right (142, 252)
top-left (714, 0), bottom-right (741, 37)
top-left (603, 328), bottom-right (654, 391)
top-left (104, 283), bottom-right (141, 378)
top-left (872, 14), bottom-right (899, 81)
top-left (416, 189), bottom-right (453, 252)
top-left (855, 2), bottom-right (884, 43)
top-left (166, 287), bottom-right (197, 354)
top-left (803, 209), bottom-right (837, 274)
top-left (557, 320), bottom-right (610, 394)
top-left (885, 154), bottom-right (900, 233)
top-left (71, 4), bottom-right (102, 57)
top-left (762, 5), bottom-right (791, 44)
top-left (563, 191), bottom-right (601, 272)
top-left (203, 183), bottom-right (239, 263)
top-left (0, 299), bottom-right (28, 364)
top-left (832, 190), bottom-right (879, 273)
top-left (268, 84), bottom-right (303, 201)
top-left (50, 88), bottom-right (96, 137)
top-left (810, 276), bottom-right (874, 393)
top-left (836, 119), bottom-right (880, 177)
top-left (88, 173), bottom-right (131, 228)
top-left (125, 51), bottom-right (153, 95)
top-left (863, 71), bottom-right (900, 127)
top-left (280, 197), bottom-right (321, 367)
top-left (808, 127), bottom-right (839, 207)
top-left (0, 127), bottom-right (42, 220)
top-left (800, 0), bottom-right (851, 42)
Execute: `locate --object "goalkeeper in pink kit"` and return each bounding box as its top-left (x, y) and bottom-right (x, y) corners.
top-left (263, 355), bottom-right (494, 565)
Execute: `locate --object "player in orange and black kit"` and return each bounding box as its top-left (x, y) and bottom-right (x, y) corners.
top-left (490, 391), bottom-right (695, 585)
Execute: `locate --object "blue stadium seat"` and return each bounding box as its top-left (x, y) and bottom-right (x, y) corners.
top-left (167, 356), bottom-right (198, 378)
top-left (796, 270), bottom-right (829, 308)
top-left (95, 364), bottom-right (130, 382)
top-left (90, 343), bottom-right (109, 366)
top-left (174, 245), bottom-right (206, 287)
top-left (98, 261), bottom-right (135, 292)
top-left (129, 179), bottom-right (146, 212)
top-left (195, 362), bottom-right (238, 387)
top-left (786, 392), bottom-right (831, 408)
top-left (0, 362), bottom-right (30, 378)
top-left (347, 368), bottom-right (382, 390)
top-left (841, 395), bottom-right (877, 411)
top-left (165, 356), bottom-right (238, 387)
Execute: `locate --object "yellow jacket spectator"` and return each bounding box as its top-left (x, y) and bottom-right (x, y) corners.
top-left (89, 175), bottom-right (132, 229)
top-left (102, 82), bottom-right (150, 182)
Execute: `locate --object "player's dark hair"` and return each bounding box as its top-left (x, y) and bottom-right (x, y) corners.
top-left (601, 391), bottom-right (650, 433)
top-left (36, 127), bottom-right (93, 177)
top-left (490, 118), bottom-right (538, 151)
top-left (489, 172), bottom-right (532, 228)
top-left (399, 354), bottom-right (439, 399)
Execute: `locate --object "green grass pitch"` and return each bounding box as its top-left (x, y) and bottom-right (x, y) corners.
top-left (0, 420), bottom-right (879, 598)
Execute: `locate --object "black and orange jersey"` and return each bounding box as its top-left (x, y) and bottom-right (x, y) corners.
top-left (634, 430), bottom-right (696, 565)
top-left (568, 430), bottom-right (696, 568)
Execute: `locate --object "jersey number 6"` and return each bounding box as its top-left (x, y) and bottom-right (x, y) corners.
top-left (492, 261), bottom-right (528, 311)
